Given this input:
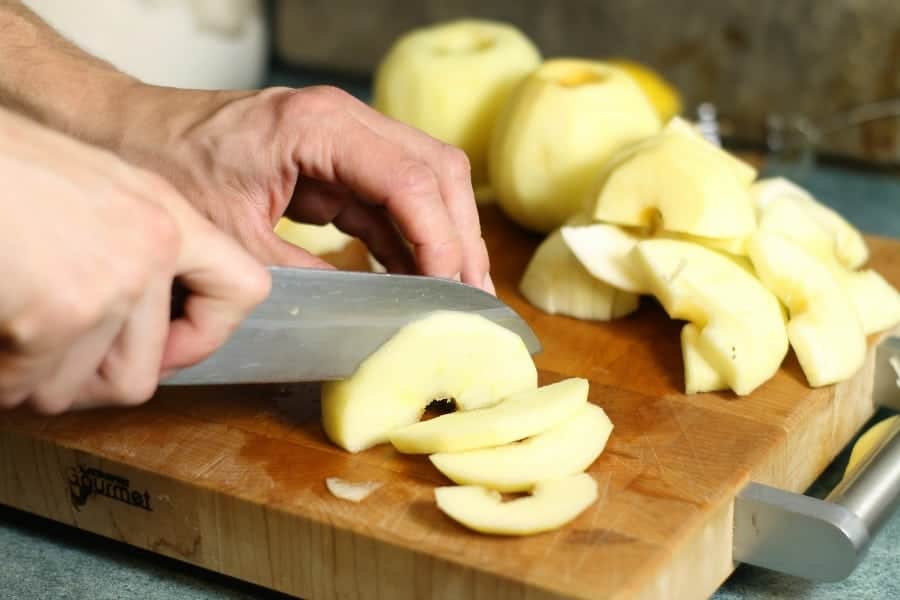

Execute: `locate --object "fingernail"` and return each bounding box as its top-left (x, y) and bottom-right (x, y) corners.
top-left (483, 273), bottom-right (496, 295)
top-left (451, 272), bottom-right (461, 282)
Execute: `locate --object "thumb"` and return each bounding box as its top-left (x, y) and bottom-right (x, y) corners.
top-left (262, 234), bottom-right (336, 270)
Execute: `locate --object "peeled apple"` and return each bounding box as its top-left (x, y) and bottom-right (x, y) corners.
top-left (373, 19), bottom-right (541, 187)
top-left (321, 311), bottom-right (538, 453)
top-left (490, 58), bottom-right (661, 232)
top-left (274, 219), bottom-right (352, 255)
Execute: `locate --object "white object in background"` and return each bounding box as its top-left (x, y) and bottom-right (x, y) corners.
top-left (23, 0), bottom-right (268, 90)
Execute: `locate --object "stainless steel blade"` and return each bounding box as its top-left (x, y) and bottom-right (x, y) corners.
top-left (162, 267), bottom-right (541, 385)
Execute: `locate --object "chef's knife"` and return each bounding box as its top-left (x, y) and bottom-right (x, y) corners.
top-left (162, 267), bottom-right (541, 386)
top-left (733, 336), bottom-right (900, 581)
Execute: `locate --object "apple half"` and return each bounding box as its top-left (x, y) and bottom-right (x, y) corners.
top-left (435, 472), bottom-right (598, 536)
top-left (519, 229), bottom-right (640, 320)
top-left (592, 118), bottom-right (757, 240)
top-left (390, 377), bottom-right (588, 454)
top-left (321, 311), bottom-right (538, 453)
top-left (430, 403), bottom-right (612, 492)
top-left (747, 232), bottom-right (866, 387)
top-left (373, 19), bottom-right (541, 187)
top-left (632, 239), bottom-right (788, 395)
top-left (490, 58), bottom-right (661, 233)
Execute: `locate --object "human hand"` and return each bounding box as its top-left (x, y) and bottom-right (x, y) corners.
top-left (114, 85), bottom-right (494, 293)
top-left (0, 108), bottom-right (269, 414)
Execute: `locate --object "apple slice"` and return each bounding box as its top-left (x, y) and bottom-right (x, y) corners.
top-left (750, 177), bottom-right (868, 269)
top-left (592, 124), bottom-right (757, 240)
top-left (681, 324), bottom-right (728, 394)
top-left (632, 239), bottom-right (788, 395)
top-left (840, 269), bottom-right (900, 336)
top-left (663, 117), bottom-right (757, 186)
top-left (561, 224), bottom-right (647, 293)
top-left (430, 403), bottom-right (612, 492)
top-left (519, 230), bottom-right (640, 320)
top-left (390, 378), bottom-right (588, 454)
top-left (747, 232), bottom-right (866, 387)
top-left (435, 473), bottom-right (598, 536)
top-left (321, 311), bottom-right (538, 453)
top-left (274, 219), bottom-right (352, 255)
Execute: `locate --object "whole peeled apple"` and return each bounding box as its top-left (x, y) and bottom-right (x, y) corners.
top-left (489, 59), bottom-right (661, 233)
top-left (373, 19), bottom-right (541, 187)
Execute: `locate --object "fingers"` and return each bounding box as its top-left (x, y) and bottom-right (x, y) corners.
top-left (73, 273), bottom-right (173, 410)
top-left (315, 115), bottom-right (463, 279)
top-left (331, 202), bottom-right (416, 275)
top-left (342, 96), bottom-right (492, 289)
top-left (161, 216), bottom-right (270, 371)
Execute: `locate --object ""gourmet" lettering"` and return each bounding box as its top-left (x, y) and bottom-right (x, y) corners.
top-left (67, 465), bottom-right (152, 512)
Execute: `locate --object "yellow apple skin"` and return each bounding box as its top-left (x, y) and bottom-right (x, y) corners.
top-left (274, 219), bottom-right (352, 255)
top-left (520, 229), bottom-right (640, 320)
top-left (607, 59), bottom-right (682, 122)
top-left (632, 239), bottom-right (788, 395)
top-left (434, 473), bottom-right (598, 536)
top-left (592, 125), bottom-right (757, 240)
top-left (430, 403), bottom-right (612, 492)
top-left (389, 378), bottom-right (588, 454)
top-left (751, 177), bottom-right (868, 269)
top-left (373, 19), bottom-right (541, 187)
top-left (321, 311), bottom-right (538, 453)
top-left (747, 232), bottom-right (866, 387)
top-left (490, 59), bottom-right (661, 233)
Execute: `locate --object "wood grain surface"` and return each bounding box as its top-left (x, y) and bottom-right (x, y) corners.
top-left (1, 205), bottom-right (898, 600)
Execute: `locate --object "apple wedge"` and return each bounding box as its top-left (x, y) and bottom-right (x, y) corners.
top-left (842, 269), bottom-right (900, 335)
top-left (632, 239), bottom-right (788, 395)
top-left (390, 377), bottom-right (588, 454)
top-left (747, 232), bottom-right (866, 387)
top-left (435, 473), bottom-right (598, 536)
top-left (274, 219), bottom-right (352, 255)
top-left (519, 230), bottom-right (640, 320)
top-left (561, 224), bottom-right (647, 293)
top-left (681, 324), bottom-right (728, 394)
top-left (750, 177), bottom-right (868, 269)
top-left (592, 122), bottom-right (757, 240)
top-left (429, 403), bottom-right (612, 492)
top-left (321, 311), bottom-right (538, 453)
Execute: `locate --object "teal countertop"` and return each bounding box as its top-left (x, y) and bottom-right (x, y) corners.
top-left (1, 66), bottom-right (898, 599)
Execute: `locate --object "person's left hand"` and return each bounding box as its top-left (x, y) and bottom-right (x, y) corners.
top-left (112, 84), bottom-right (494, 294)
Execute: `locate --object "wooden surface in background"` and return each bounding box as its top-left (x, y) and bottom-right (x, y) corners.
top-left (1, 206), bottom-right (898, 600)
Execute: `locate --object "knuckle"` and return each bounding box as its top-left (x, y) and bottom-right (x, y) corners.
top-left (395, 161), bottom-right (439, 197)
top-left (282, 85), bottom-right (352, 119)
top-left (111, 375), bottom-right (159, 407)
top-left (440, 145), bottom-right (472, 182)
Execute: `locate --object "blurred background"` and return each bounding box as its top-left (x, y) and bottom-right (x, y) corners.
top-left (21, 0), bottom-right (900, 170)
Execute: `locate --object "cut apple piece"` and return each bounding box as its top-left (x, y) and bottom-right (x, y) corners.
top-left (592, 124), bottom-right (756, 240)
top-left (390, 378), bottom-right (588, 454)
top-left (435, 473), bottom-right (598, 536)
top-left (841, 269), bottom-right (900, 335)
top-left (430, 403), bottom-right (612, 492)
top-left (519, 230), bottom-right (640, 320)
top-left (681, 324), bottom-right (728, 394)
top-left (561, 224), bottom-right (646, 293)
top-left (663, 117), bottom-right (757, 186)
top-left (490, 58), bottom-right (661, 232)
top-left (747, 232), bottom-right (866, 387)
top-left (632, 239), bottom-right (788, 395)
top-left (750, 177), bottom-right (868, 269)
top-left (321, 311), bottom-right (538, 453)
top-left (274, 219), bottom-right (353, 255)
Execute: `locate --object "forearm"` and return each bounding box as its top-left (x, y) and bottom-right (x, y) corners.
top-left (0, 1), bottom-right (140, 148)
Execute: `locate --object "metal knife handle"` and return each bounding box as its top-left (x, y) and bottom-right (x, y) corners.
top-left (734, 336), bottom-right (900, 582)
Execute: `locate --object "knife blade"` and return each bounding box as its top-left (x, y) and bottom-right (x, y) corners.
top-left (162, 267), bottom-right (541, 385)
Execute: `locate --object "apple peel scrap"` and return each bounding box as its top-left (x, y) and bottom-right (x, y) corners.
top-left (325, 478), bottom-right (383, 503)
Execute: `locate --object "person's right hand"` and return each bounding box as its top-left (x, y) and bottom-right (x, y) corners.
top-left (0, 108), bottom-right (270, 414)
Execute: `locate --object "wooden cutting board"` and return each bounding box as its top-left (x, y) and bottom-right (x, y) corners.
top-left (1, 206), bottom-right (898, 600)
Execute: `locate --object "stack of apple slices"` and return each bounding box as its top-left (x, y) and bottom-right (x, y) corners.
top-left (321, 311), bottom-right (613, 536)
top-left (521, 118), bottom-right (900, 395)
